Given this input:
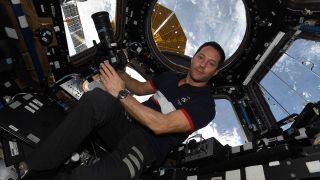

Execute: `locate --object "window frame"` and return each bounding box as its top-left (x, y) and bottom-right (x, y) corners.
top-left (144, 0), bottom-right (251, 73)
top-left (247, 31), bottom-right (320, 130)
top-left (188, 95), bottom-right (248, 146)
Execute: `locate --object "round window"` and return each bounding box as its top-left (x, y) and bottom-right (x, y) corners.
top-left (151, 0), bottom-right (247, 66)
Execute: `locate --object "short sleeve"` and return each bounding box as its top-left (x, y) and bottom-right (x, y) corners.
top-left (180, 99), bottom-right (216, 132)
top-left (148, 72), bottom-right (175, 91)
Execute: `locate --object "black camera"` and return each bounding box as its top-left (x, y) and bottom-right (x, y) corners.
top-left (69, 11), bottom-right (127, 70)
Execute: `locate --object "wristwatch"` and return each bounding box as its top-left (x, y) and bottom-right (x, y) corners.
top-left (117, 89), bottom-right (131, 100)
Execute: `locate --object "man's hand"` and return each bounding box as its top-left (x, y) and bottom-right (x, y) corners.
top-left (99, 62), bottom-right (125, 98)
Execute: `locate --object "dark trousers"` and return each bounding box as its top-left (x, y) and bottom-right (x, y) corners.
top-left (26, 88), bottom-right (156, 180)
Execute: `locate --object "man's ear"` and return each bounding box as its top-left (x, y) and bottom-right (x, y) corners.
top-left (191, 55), bottom-right (195, 62)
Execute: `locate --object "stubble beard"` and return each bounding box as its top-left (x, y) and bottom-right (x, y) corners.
top-left (189, 70), bottom-right (210, 83)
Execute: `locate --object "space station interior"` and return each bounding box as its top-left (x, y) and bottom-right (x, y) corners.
top-left (0, 0), bottom-right (320, 179)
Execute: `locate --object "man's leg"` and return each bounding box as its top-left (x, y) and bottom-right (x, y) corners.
top-left (26, 88), bottom-right (126, 171)
top-left (57, 129), bottom-right (157, 180)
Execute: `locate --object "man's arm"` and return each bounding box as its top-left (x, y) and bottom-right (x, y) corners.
top-left (100, 63), bottom-right (192, 134)
top-left (118, 71), bottom-right (155, 96)
top-left (120, 95), bottom-right (192, 134)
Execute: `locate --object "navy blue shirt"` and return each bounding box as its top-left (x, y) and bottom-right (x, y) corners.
top-left (139, 72), bottom-right (216, 163)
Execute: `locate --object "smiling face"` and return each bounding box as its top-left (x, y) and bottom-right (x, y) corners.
top-left (187, 46), bottom-right (221, 86)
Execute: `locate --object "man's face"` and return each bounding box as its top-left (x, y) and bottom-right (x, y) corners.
top-left (189, 46), bottom-right (221, 83)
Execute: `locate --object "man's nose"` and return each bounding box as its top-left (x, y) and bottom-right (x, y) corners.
top-left (199, 60), bottom-right (207, 68)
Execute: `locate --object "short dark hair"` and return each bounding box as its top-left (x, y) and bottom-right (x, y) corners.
top-left (194, 41), bottom-right (226, 68)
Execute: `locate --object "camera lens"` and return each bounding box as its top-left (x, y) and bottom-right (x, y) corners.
top-left (91, 11), bottom-right (115, 49)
